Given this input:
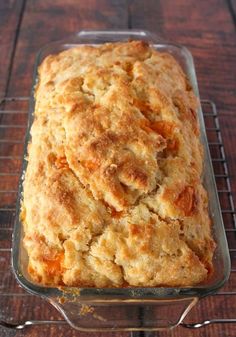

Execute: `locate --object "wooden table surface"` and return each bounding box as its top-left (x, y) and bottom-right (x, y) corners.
top-left (0, 0), bottom-right (236, 336)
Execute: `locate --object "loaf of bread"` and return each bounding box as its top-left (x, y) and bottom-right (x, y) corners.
top-left (21, 40), bottom-right (215, 287)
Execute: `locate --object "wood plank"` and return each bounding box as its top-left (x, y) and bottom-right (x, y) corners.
top-left (5, 0), bottom-right (128, 96)
top-left (227, 0), bottom-right (236, 27)
top-left (1, 2), bottom-right (130, 337)
top-left (129, 0), bottom-right (236, 116)
top-left (0, 0), bottom-right (26, 96)
top-left (127, 0), bottom-right (164, 35)
top-left (1, 1), bottom-right (236, 336)
top-left (128, 1), bottom-right (236, 337)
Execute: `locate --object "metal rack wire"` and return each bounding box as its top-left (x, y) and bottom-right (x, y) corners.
top-left (0, 97), bottom-right (235, 335)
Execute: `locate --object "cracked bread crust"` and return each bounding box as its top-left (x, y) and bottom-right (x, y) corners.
top-left (21, 40), bottom-right (215, 287)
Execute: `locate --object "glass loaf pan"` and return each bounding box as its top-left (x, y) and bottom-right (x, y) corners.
top-left (12, 30), bottom-right (231, 331)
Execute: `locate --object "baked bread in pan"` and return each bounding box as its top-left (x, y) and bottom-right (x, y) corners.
top-left (21, 40), bottom-right (215, 287)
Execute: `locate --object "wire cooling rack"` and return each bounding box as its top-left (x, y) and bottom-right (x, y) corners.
top-left (0, 97), bottom-right (235, 336)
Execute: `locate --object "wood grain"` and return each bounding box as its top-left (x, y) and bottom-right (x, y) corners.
top-left (130, 0), bottom-right (236, 114)
top-left (0, 0), bottom-right (236, 336)
top-left (5, 0), bottom-right (128, 96)
top-left (227, 0), bottom-right (236, 27)
top-left (0, 0), bottom-right (26, 96)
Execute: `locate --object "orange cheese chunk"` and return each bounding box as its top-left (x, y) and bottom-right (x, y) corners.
top-left (175, 186), bottom-right (194, 216)
top-left (42, 252), bottom-right (64, 276)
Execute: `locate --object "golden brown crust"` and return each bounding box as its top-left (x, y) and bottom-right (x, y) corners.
top-left (22, 41), bottom-right (215, 287)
